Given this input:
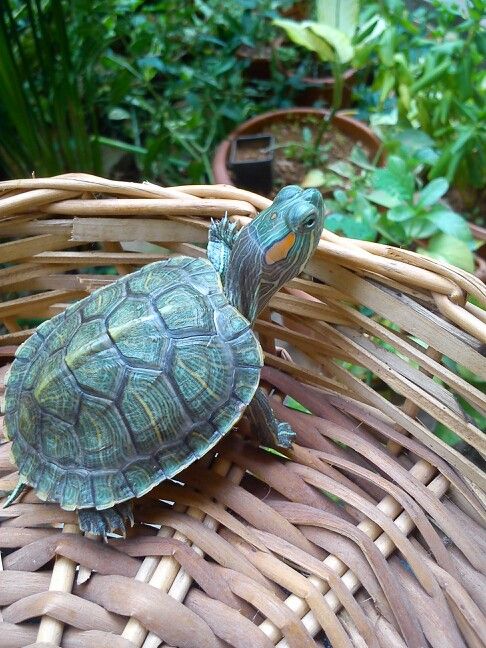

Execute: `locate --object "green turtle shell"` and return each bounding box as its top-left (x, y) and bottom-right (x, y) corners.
top-left (4, 256), bottom-right (262, 511)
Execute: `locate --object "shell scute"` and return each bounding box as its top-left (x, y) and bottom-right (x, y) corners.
top-left (82, 280), bottom-right (126, 320)
top-left (214, 303), bottom-right (249, 341)
top-left (77, 396), bottom-right (133, 469)
top-left (43, 310), bottom-right (81, 354)
top-left (65, 320), bottom-right (124, 399)
top-left (107, 297), bottom-right (168, 369)
top-left (120, 369), bottom-right (192, 454)
top-left (17, 392), bottom-right (41, 446)
top-left (172, 336), bottom-right (233, 417)
top-left (155, 284), bottom-right (215, 334)
top-left (34, 351), bottom-right (81, 421)
top-left (62, 471), bottom-right (93, 510)
top-left (39, 412), bottom-right (80, 468)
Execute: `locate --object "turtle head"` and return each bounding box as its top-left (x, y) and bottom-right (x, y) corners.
top-left (225, 185), bottom-right (324, 323)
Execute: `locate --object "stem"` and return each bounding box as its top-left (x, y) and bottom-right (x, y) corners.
top-left (311, 60), bottom-right (344, 165)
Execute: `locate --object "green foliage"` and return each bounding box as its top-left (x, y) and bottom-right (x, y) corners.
top-left (0, 0), bottom-right (103, 176)
top-left (362, 0), bottom-right (486, 190)
top-left (0, 0), bottom-right (291, 182)
top-left (323, 147), bottom-right (476, 271)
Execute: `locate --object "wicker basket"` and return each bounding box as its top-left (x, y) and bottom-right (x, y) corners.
top-left (0, 175), bottom-right (485, 648)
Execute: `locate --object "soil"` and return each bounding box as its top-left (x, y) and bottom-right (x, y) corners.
top-left (233, 138), bottom-right (273, 162)
top-left (229, 115), bottom-right (357, 198)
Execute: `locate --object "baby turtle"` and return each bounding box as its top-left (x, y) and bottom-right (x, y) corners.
top-left (3, 185), bottom-right (324, 535)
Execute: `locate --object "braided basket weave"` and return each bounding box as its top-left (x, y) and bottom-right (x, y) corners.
top-left (0, 175), bottom-right (485, 648)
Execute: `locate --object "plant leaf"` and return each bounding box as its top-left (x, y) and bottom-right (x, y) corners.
top-left (425, 234), bottom-right (475, 273)
top-left (302, 168), bottom-right (326, 187)
top-left (425, 209), bottom-right (471, 241)
top-left (371, 156), bottom-right (414, 202)
top-left (387, 205), bottom-right (415, 222)
top-left (308, 22), bottom-right (354, 63)
top-left (273, 19), bottom-right (334, 61)
top-left (416, 178), bottom-right (449, 208)
top-left (315, 0), bottom-right (359, 37)
top-left (367, 189), bottom-right (402, 208)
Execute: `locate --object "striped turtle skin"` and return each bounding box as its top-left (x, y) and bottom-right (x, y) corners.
top-left (4, 256), bottom-right (262, 513)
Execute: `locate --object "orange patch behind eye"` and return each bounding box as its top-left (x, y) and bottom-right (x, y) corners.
top-left (265, 232), bottom-right (296, 265)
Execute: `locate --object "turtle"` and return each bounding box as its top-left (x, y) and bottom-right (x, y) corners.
top-left (2, 185), bottom-right (324, 536)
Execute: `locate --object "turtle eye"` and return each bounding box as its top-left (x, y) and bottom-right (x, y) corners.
top-left (303, 213), bottom-right (316, 229)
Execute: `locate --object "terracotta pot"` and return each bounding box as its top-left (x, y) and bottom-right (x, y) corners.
top-left (470, 223), bottom-right (486, 262)
top-left (212, 108), bottom-right (383, 186)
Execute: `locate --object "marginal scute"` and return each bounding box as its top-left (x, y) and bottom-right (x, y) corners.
top-left (128, 261), bottom-right (178, 296)
top-left (155, 284), bottom-right (215, 334)
top-left (230, 328), bottom-right (264, 369)
top-left (91, 470), bottom-right (134, 509)
top-left (17, 392), bottom-right (41, 446)
top-left (124, 457), bottom-right (164, 497)
top-left (233, 366), bottom-right (261, 404)
top-left (62, 470), bottom-right (94, 510)
top-left (43, 310), bottom-right (81, 354)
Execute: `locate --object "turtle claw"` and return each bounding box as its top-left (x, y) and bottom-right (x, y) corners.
top-left (276, 422), bottom-right (296, 449)
top-left (78, 502), bottom-right (134, 537)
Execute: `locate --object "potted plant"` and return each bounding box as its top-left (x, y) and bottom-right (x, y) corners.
top-left (212, 108), bottom-right (383, 195)
top-left (213, 1), bottom-right (385, 195)
top-left (273, 0), bottom-right (386, 105)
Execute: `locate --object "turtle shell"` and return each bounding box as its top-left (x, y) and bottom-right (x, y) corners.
top-left (4, 256), bottom-right (262, 511)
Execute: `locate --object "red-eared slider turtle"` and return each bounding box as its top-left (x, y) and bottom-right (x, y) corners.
top-left (3, 186), bottom-right (324, 535)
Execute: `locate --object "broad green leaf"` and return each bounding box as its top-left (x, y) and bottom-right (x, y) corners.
top-left (425, 233), bottom-right (475, 273)
top-left (327, 160), bottom-right (355, 178)
top-left (341, 219), bottom-right (377, 241)
top-left (316, 0), bottom-right (359, 37)
top-left (308, 22), bottom-right (354, 63)
top-left (425, 209), bottom-right (471, 241)
top-left (325, 213), bottom-right (348, 230)
top-left (367, 189), bottom-right (402, 208)
top-left (402, 219), bottom-right (439, 239)
top-left (302, 168), bottom-right (326, 187)
top-left (387, 205), bottom-right (415, 222)
top-left (273, 19), bottom-right (334, 61)
top-left (416, 178), bottom-right (449, 208)
top-left (371, 156), bottom-right (414, 201)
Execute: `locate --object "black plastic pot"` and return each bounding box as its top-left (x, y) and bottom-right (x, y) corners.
top-left (228, 134), bottom-right (275, 195)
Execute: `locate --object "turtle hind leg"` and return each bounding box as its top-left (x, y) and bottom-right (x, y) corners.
top-left (78, 501), bottom-right (134, 537)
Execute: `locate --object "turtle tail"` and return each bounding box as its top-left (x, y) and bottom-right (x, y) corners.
top-left (3, 480), bottom-right (28, 508)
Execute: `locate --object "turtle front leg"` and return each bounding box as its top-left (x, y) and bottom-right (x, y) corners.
top-left (207, 213), bottom-right (239, 285)
top-left (246, 388), bottom-right (296, 449)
